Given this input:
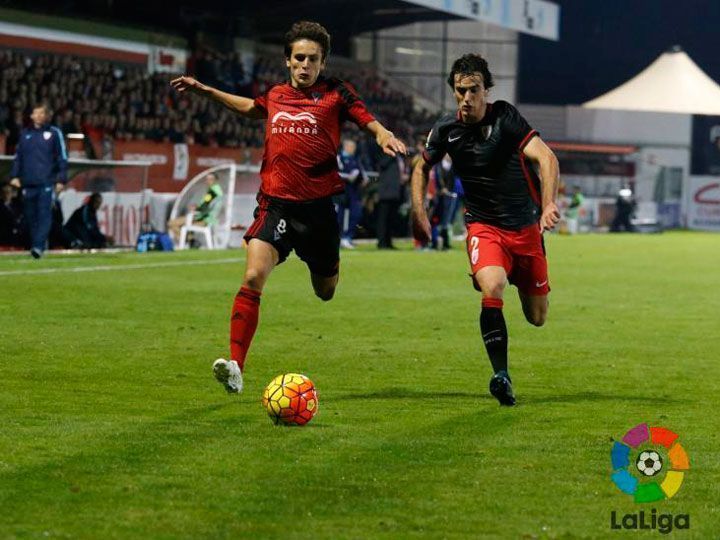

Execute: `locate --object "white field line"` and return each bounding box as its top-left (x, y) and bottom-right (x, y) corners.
top-left (0, 257), bottom-right (246, 277)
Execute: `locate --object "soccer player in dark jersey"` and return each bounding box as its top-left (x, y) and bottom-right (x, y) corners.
top-left (410, 54), bottom-right (560, 406)
top-left (171, 21), bottom-right (406, 394)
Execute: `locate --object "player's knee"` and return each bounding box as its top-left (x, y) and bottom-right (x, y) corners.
top-left (315, 286), bottom-right (335, 302)
top-left (526, 306), bottom-right (547, 327)
top-left (242, 269), bottom-right (266, 291)
top-left (482, 281), bottom-right (505, 299)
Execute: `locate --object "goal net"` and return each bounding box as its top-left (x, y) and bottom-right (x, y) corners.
top-left (167, 163), bottom-right (261, 249)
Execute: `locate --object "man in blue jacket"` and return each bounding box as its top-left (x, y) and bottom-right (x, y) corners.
top-left (10, 104), bottom-right (68, 258)
top-left (335, 138), bottom-right (366, 249)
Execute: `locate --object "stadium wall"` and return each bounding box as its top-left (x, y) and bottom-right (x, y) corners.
top-left (0, 17), bottom-right (187, 71)
top-left (354, 20), bottom-right (518, 111)
top-left (518, 103), bottom-right (702, 229)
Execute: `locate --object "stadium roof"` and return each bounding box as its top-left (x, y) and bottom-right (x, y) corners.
top-left (4, 1), bottom-right (465, 55)
top-left (5, 1), bottom-right (559, 55)
top-left (583, 47), bottom-right (720, 116)
top-left (247, 1), bottom-right (465, 54)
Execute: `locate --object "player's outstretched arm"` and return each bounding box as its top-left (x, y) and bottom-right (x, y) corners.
top-left (524, 136), bottom-right (560, 231)
top-left (410, 158), bottom-right (432, 243)
top-left (170, 76), bottom-right (266, 119)
top-left (364, 121), bottom-right (407, 157)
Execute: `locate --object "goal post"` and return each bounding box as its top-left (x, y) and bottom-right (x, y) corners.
top-left (168, 162), bottom-right (261, 249)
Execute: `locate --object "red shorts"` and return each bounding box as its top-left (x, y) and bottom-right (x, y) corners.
top-left (466, 222), bottom-right (550, 296)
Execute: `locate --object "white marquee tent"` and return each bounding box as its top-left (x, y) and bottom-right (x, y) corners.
top-left (583, 47), bottom-right (720, 115)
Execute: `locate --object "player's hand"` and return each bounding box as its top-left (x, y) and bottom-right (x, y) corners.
top-left (411, 209), bottom-right (431, 244)
top-left (378, 131), bottom-right (407, 157)
top-left (540, 202), bottom-right (561, 232)
top-left (10, 177), bottom-right (21, 188)
top-left (55, 182), bottom-right (65, 193)
top-left (170, 76), bottom-right (209, 95)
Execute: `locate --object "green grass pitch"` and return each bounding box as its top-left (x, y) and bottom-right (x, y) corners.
top-left (1, 232), bottom-right (719, 538)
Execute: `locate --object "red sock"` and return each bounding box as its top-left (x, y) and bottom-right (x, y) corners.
top-left (230, 287), bottom-right (261, 372)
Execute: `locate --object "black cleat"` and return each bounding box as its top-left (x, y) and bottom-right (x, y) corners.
top-left (489, 371), bottom-right (516, 406)
top-left (30, 248), bottom-right (43, 259)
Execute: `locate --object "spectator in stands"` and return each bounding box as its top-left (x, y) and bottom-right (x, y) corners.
top-left (166, 173), bottom-right (224, 244)
top-left (375, 149), bottom-right (406, 250)
top-left (611, 187), bottom-right (637, 232)
top-left (63, 192), bottom-right (110, 249)
top-left (564, 184), bottom-right (584, 235)
top-left (0, 48), bottom-right (432, 155)
top-left (0, 181), bottom-right (27, 248)
top-left (431, 155), bottom-right (460, 250)
top-left (9, 103), bottom-right (68, 258)
top-left (336, 138), bottom-right (366, 249)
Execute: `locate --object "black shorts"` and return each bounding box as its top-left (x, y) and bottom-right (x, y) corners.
top-left (244, 193), bottom-right (340, 277)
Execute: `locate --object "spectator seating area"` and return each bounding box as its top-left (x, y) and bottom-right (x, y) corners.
top-left (0, 48), bottom-right (436, 157)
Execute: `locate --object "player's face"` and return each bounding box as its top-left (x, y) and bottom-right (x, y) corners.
top-left (453, 73), bottom-right (489, 123)
top-left (31, 107), bottom-right (48, 127)
top-left (287, 40), bottom-right (326, 88)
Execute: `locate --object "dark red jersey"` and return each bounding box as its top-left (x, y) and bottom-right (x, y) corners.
top-left (253, 77), bottom-right (376, 201)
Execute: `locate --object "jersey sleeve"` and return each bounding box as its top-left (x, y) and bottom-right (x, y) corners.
top-left (10, 131), bottom-right (24, 178)
top-left (253, 90), bottom-right (269, 114)
top-left (422, 119), bottom-right (447, 166)
top-left (499, 101), bottom-right (538, 150)
top-left (337, 81), bottom-right (375, 128)
top-left (52, 126), bottom-right (68, 183)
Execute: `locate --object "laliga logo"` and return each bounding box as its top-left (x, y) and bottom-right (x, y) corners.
top-left (609, 423), bottom-right (690, 533)
top-left (271, 111), bottom-right (318, 136)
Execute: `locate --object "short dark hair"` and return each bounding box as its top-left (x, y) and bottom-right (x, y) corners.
top-left (447, 54), bottom-right (494, 90)
top-left (32, 103), bottom-right (49, 113)
top-left (284, 21), bottom-right (331, 61)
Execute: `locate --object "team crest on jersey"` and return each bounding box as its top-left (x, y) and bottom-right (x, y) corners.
top-left (43, 131), bottom-right (52, 140)
top-left (271, 111), bottom-right (319, 136)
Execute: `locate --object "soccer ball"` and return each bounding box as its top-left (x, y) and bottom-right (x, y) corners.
top-left (261, 373), bottom-right (318, 426)
top-left (636, 450), bottom-right (663, 476)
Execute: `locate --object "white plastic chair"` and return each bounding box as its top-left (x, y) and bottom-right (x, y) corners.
top-left (168, 164), bottom-right (236, 250)
top-left (178, 212), bottom-right (214, 249)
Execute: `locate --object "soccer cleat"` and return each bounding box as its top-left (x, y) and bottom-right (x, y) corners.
top-left (340, 238), bottom-right (355, 249)
top-left (30, 248), bottom-right (43, 259)
top-left (489, 371), bottom-right (516, 406)
top-left (213, 358), bottom-right (243, 394)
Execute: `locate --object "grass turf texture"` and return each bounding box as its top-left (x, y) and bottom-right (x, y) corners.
top-left (1, 232), bottom-right (718, 539)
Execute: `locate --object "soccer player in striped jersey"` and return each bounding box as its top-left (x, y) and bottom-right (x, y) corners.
top-left (171, 21), bottom-right (406, 393)
top-left (411, 54), bottom-right (560, 406)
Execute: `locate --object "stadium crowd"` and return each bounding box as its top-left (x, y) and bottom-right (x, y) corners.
top-left (0, 48), bottom-right (435, 159)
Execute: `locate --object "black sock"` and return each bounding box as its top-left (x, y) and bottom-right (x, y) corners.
top-left (480, 305), bottom-right (508, 374)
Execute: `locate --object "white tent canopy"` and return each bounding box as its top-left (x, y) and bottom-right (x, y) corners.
top-left (583, 47), bottom-right (720, 115)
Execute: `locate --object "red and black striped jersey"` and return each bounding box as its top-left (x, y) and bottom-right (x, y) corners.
top-left (423, 101), bottom-right (541, 230)
top-left (253, 77), bottom-right (375, 201)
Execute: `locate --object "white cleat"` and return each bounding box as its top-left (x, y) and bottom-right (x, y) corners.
top-left (340, 238), bottom-right (355, 250)
top-left (213, 358), bottom-right (243, 394)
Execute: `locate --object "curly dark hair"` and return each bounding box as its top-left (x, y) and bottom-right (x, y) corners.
top-left (446, 54), bottom-right (494, 90)
top-left (284, 21), bottom-right (331, 61)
